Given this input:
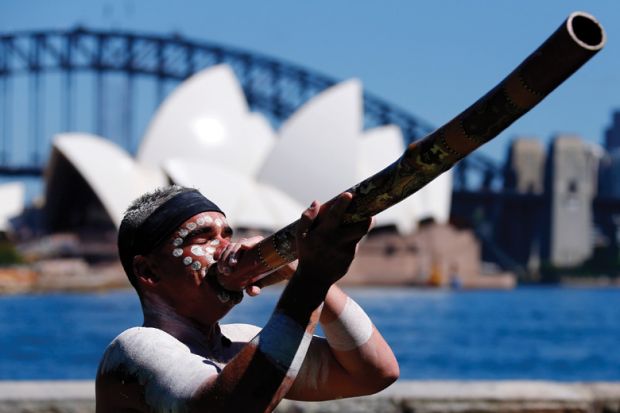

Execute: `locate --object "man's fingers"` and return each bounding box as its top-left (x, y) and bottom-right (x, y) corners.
top-left (297, 200), bottom-right (319, 239)
top-left (217, 244), bottom-right (234, 275)
top-left (321, 193), bottom-right (353, 229)
top-left (369, 216), bottom-right (376, 232)
top-left (229, 243), bottom-right (243, 266)
top-left (335, 218), bottom-right (372, 243)
top-left (239, 236), bottom-right (264, 248)
top-left (245, 285), bottom-right (261, 297)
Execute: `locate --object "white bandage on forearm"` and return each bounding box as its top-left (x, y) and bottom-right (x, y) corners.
top-left (323, 297), bottom-right (373, 351)
top-left (254, 311), bottom-right (313, 376)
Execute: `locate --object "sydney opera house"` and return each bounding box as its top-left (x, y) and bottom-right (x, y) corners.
top-left (1, 65), bottom-right (514, 292)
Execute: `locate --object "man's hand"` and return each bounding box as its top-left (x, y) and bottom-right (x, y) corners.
top-left (214, 236), bottom-right (263, 292)
top-left (295, 193), bottom-right (372, 285)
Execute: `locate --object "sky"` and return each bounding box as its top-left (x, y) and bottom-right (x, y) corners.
top-left (1, 0), bottom-right (619, 163)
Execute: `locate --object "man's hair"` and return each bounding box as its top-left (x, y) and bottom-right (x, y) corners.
top-left (118, 185), bottom-right (193, 291)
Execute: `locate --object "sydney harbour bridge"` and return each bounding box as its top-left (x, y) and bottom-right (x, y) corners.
top-left (0, 27), bottom-right (501, 189)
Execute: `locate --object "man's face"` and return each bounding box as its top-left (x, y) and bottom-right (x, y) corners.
top-left (146, 211), bottom-right (235, 319)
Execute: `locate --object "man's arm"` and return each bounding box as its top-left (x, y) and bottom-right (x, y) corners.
top-left (286, 284), bottom-right (399, 400)
top-left (191, 193), bottom-right (371, 412)
top-left (190, 273), bottom-right (326, 412)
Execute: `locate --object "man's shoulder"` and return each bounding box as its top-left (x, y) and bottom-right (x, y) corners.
top-left (98, 326), bottom-right (188, 376)
top-left (220, 323), bottom-right (261, 343)
top-left (108, 326), bottom-right (184, 354)
top-left (112, 326), bottom-right (178, 346)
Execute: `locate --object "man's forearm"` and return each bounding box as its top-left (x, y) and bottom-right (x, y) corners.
top-left (193, 272), bottom-right (328, 412)
top-left (319, 285), bottom-right (399, 391)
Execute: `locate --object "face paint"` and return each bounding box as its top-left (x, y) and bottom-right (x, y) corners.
top-left (191, 245), bottom-right (205, 256)
top-left (169, 213), bottom-right (235, 305)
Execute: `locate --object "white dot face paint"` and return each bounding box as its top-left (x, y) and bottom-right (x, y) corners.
top-left (172, 214), bottom-right (229, 274)
top-left (322, 297), bottom-right (373, 351)
top-left (190, 245), bottom-right (205, 257)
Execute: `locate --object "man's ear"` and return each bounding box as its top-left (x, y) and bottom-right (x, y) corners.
top-left (133, 255), bottom-right (160, 287)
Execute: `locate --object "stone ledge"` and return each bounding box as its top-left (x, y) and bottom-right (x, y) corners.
top-left (1, 380), bottom-right (619, 413)
top-left (0, 381), bottom-right (94, 400)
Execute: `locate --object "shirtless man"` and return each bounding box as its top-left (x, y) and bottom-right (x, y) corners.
top-left (96, 185), bottom-right (399, 412)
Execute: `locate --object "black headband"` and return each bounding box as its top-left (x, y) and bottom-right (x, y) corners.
top-left (132, 190), bottom-right (224, 255)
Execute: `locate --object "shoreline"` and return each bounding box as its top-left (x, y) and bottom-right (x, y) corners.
top-left (1, 279), bottom-right (620, 296)
top-left (1, 380), bottom-right (619, 413)
top-left (1, 256), bottom-right (618, 295)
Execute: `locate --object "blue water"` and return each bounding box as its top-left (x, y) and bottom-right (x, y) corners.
top-left (1, 287), bottom-right (619, 381)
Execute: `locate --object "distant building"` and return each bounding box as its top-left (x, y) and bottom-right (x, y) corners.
top-left (453, 111), bottom-right (620, 279)
top-left (542, 136), bottom-right (595, 268)
top-left (598, 148), bottom-right (620, 198)
top-left (496, 138), bottom-right (546, 278)
top-left (504, 138), bottom-right (545, 194)
top-left (604, 110), bottom-right (620, 151)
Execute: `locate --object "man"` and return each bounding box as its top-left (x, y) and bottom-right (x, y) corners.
top-left (96, 185), bottom-right (399, 412)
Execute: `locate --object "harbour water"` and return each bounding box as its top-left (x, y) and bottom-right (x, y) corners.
top-left (1, 286), bottom-right (619, 381)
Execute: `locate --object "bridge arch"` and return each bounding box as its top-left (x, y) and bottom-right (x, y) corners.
top-left (0, 27), bottom-right (441, 175)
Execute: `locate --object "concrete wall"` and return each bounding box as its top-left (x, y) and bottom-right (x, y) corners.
top-left (2, 381), bottom-right (619, 413)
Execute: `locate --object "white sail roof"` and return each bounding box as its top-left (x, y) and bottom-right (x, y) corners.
top-left (43, 65), bottom-right (451, 234)
top-left (50, 133), bottom-right (167, 227)
top-left (138, 65), bottom-right (275, 176)
top-left (258, 80), bottom-right (362, 205)
top-left (0, 182), bottom-right (25, 232)
top-left (164, 159), bottom-right (305, 230)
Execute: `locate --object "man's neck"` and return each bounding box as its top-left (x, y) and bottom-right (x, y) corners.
top-left (141, 293), bottom-right (221, 349)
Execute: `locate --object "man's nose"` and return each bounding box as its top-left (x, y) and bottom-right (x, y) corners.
top-left (214, 238), bottom-right (230, 259)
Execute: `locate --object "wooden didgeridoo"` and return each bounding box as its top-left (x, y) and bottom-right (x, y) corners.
top-left (217, 11), bottom-right (606, 291)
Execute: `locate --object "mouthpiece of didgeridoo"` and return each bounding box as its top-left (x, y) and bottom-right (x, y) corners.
top-left (213, 11), bottom-right (606, 292)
